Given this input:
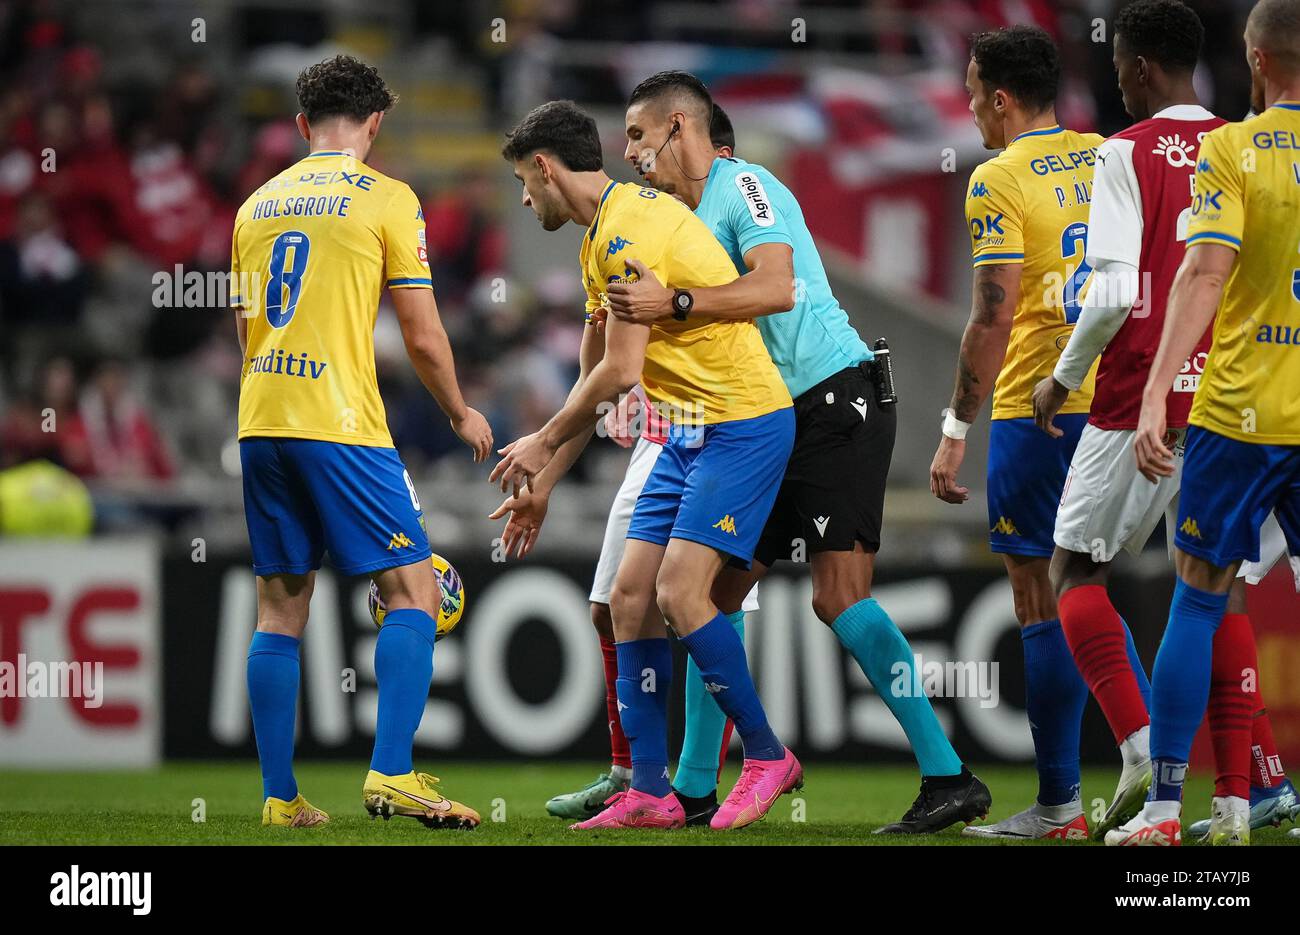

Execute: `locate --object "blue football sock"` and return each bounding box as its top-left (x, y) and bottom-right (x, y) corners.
top-left (680, 612), bottom-right (782, 761)
top-left (615, 638), bottom-right (673, 797)
top-left (1150, 580), bottom-right (1228, 802)
top-left (1022, 618), bottom-right (1088, 805)
top-left (1120, 616), bottom-right (1152, 714)
top-left (246, 631), bottom-right (300, 801)
top-left (370, 608), bottom-right (436, 776)
top-left (675, 610), bottom-right (745, 798)
top-left (832, 598), bottom-right (962, 778)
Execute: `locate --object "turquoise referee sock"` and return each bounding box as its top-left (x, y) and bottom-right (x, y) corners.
top-left (674, 610), bottom-right (746, 798)
top-left (832, 598), bottom-right (963, 777)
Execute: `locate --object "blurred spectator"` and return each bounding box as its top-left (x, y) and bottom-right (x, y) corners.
top-left (62, 358), bottom-right (174, 483)
top-left (0, 190), bottom-right (87, 329)
top-left (422, 171), bottom-right (506, 305)
top-left (235, 121), bottom-right (300, 201)
top-left (0, 356), bottom-right (84, 470)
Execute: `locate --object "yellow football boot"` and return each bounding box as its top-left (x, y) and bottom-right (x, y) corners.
top-left (262, 793), bottom-right (329, 827)
top-left (363, 770), bottom-right (480, 829)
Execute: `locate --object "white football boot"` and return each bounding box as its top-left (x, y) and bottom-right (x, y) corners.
top-left (1202, 796), bottom-right (1250, 845)
top-left (1104, 799), bottom-right (1181, 846)
top-left (961, 800), bottom-right (1089, 840)
top-left (1093, 757), bottom-right (1152, 841)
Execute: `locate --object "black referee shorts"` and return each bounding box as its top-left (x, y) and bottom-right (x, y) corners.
top-left (748, 363), bottom-right (896, 567)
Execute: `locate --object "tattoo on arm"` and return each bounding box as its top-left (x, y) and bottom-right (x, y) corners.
top-left (950, 265), bottom-right (1013, 423)
top-left (973, 275), bottom-right (1006, 325)
top-left (953, 353), bottom-right (981, 423)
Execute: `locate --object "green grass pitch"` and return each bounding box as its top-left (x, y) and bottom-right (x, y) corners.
top-left (2, 762), bottom-right (1297, 845)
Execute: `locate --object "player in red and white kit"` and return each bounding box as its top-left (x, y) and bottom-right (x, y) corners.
top-left (1030, 0), bottom-right (1221, 841)
top-left (1034, 0), bottom-right (1296, 844)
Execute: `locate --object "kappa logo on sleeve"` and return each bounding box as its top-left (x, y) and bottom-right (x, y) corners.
top-left (734, 172), bottom-right (775, 227)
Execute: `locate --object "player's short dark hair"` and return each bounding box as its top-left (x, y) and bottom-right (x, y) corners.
top-left (1248, 0), bottom-right (1300, 75)
top-left (1115, 0), bottom-right (1203, 73)
top-left (970, 25), bottom-right (1060, 114)
top-left (295, 55), bottom-right (396, 124)
top-left (501, 100), bottom-right (604, 172)
top-left (709, 103), bottom-right (735, 152)
top-left (628, 70), bottom-right (714, 122)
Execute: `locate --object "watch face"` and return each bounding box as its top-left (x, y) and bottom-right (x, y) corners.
top-left (675, 292), bottom-right (689, 310)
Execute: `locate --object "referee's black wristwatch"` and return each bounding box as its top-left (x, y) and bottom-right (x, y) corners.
top-left (671, 288), bottom-right (693, 321)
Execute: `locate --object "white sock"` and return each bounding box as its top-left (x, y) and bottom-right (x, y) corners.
top-left (1035, 798), bottom-right (1082, 820)
top-left (610, 765), bottom-right (631, 783)
top-left (1119, 725), bottom-right (1150, 767)
top-left (1143, 798), bottom-right (1181, 822)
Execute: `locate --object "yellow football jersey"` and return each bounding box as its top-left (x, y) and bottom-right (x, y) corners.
top-left (580, 181), bottom-right (790, 425)
top-left (965, 126), bottom-right (1104, 420)
top-left (231, 151), bottom-right (432, 446)
top-left (1186, 103), bottom-right (1300, 445)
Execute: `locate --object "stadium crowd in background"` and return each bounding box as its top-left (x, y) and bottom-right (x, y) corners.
top-left (0, 0), bottom-right (1263, 536)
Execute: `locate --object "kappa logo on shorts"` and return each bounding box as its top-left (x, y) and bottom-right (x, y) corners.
top-left (387, 532), bottom-right (415, 550)
top-left (1179, 517), bottom-right (1203, 539)
top-left (712, 514), bottom-right (739, 536)
top-left (990, 516), bottom-right (1020, 536)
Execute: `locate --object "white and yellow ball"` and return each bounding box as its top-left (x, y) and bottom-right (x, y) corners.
top-left (368, 552), bottom-right (465, 641)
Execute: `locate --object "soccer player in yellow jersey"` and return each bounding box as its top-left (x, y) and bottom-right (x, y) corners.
top-left (491, 101), bottom-right (800, 830)
top-left (231, 56), bottom-right (491, 829)
top-left (929, 26), bottom-right (1109, 839)
top-left (1121, 0), bottom-right (1300, 847)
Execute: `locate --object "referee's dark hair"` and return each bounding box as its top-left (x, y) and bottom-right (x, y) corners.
top-left (296, 55), bottom-right (397, 123)
top-left (501, 100), bottom-right (604, 172)
top-left (969, 25), bottom-right (1061, 115)
top-left (629, 70), bottom-right (714, 123)
top-left (709, 103), bottom-right (736, 153)
top-left (1115, 0), bottom-right (1204, 74)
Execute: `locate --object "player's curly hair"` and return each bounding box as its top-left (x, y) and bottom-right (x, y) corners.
top-left (295, 55), bottom-right (396, 124)
top-left (1115, 0), bottom-right (1203, 73)
top-left (501, 100), bottom-right (603, 172)
top-left (970, 25), bottom-right (1060, 115)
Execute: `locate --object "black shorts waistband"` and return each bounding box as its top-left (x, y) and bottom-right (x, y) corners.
top-left (793, 362), bottom-right (874, 405)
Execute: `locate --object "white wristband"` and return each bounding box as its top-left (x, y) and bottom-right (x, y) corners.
top-left (941, 408), bottom-right (971, 441)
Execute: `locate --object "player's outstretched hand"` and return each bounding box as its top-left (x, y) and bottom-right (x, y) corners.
top-left (606, 259), bottom-right (672, 324)
top-left (1134, 397), bottom-right (1174, 484)
top-left (452, 407), bottom-right (493, 463)
top-left (490, 431), bottom-right (556, 498)
top-left (603, 390), bottom-right (641, 448)
top-left (930, 436), bottom-right (970, 504)
top-left (1031, 375), bottom-right (1068, 438)
top-left (488, 490), bottom-right (549, 559)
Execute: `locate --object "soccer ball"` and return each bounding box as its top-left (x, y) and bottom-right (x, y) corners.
top-left (367, 552), bottom-right (465, 641)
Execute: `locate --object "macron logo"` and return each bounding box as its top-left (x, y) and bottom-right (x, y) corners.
top-left (703, 681), bottom-right (729, 694)
top-left (813, 516), bottom-right (830, 537)
top-left (50, 866), bottom-right (151, 916)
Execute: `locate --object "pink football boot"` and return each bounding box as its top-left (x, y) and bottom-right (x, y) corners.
top-left (711, 747), bottom-right (803, 830)
top-left (570, 789), bottom-right (685, 830)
